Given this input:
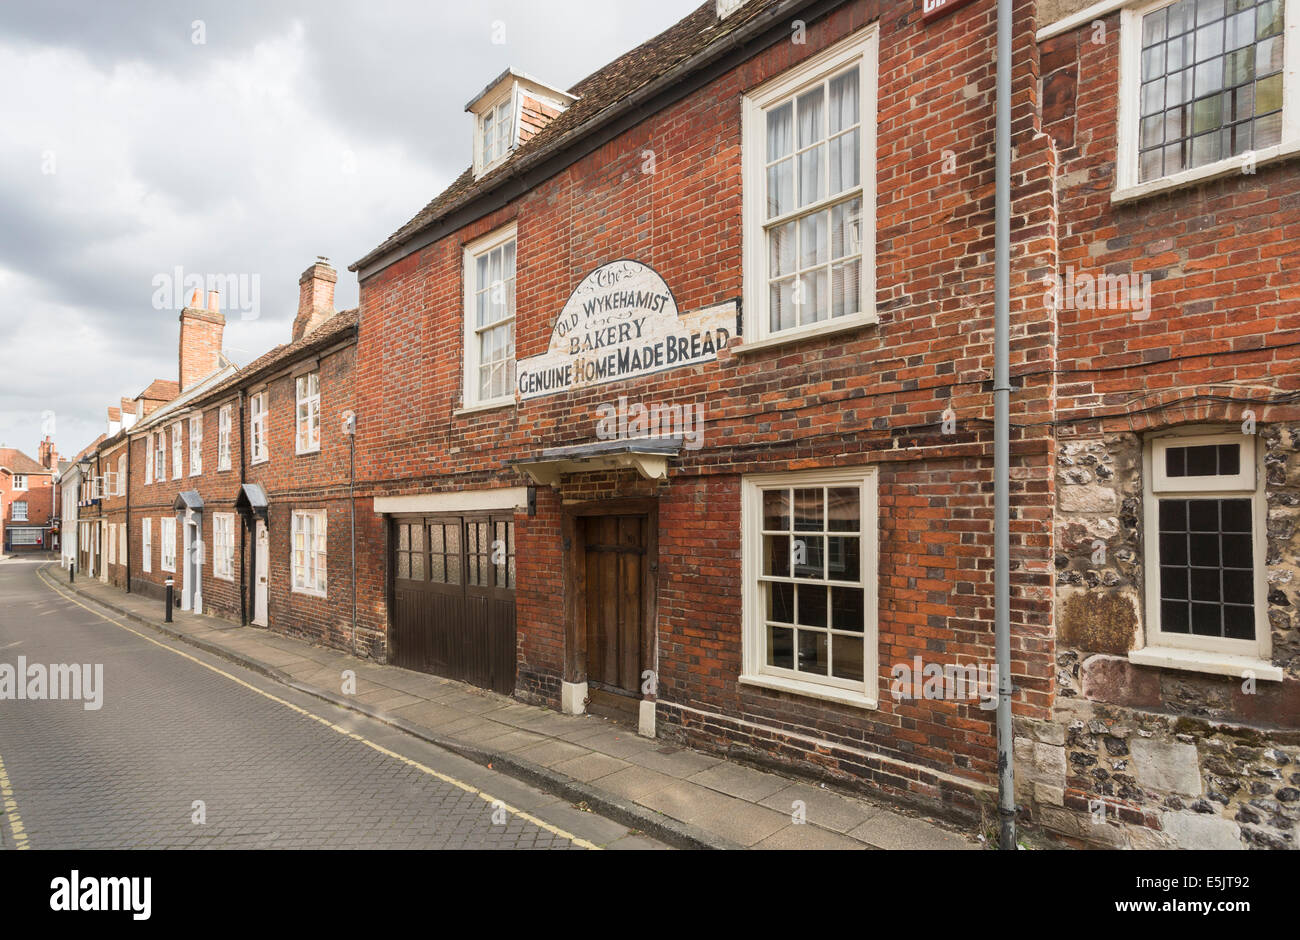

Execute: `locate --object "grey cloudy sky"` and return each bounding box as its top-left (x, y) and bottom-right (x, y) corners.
top-left (0, 0), bottom-right (702, 461)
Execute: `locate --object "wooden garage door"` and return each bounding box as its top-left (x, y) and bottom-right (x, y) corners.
top-left (390, 514), bottom-right (516, 695)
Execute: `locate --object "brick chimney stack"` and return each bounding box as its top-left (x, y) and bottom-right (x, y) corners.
top-left (292, 257), bottom-right (337, 342)
top-left (178, 288), bottom-right (226, 390)
top-left (38, 435), bottom-right (57, 469)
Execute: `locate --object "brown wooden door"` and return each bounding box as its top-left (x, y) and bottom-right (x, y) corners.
top-left (580, 515), bottom-right (647, 696)
top-left (390, 514), bottom-right (516, 695)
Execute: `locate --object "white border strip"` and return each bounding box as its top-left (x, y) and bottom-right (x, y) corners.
top-left (1037, 0), bottom-right (1128, 42)
top-left (374, 487), bottom-right (530, 515)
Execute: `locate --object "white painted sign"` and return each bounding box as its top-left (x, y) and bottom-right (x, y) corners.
top-left (517, 260), bottom-right (734, 401)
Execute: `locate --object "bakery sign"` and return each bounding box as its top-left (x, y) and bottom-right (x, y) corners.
top-left (516, 260), bottom-right (735, 401)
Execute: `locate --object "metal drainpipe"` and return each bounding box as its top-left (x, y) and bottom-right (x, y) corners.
top-left (350, 426), bottom-right (357, 657)
top-left (994, 0), bottom-right (1016, 851)
top-left (238, 390), bottom-right (248, 627)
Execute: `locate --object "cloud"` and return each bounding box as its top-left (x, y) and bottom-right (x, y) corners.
top-left (0, 0), bottom-right (702, 458)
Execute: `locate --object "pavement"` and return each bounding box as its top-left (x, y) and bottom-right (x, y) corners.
top-left (32, 560), bottom-right (982, 850)
top-left (1, 558), bottom-right (659, 850)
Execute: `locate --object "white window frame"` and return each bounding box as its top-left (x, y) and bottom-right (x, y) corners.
top-left (741, 25), bottom-right (879, 349)
top-left (171, 423), bottom-right (183, 479)
top-left (476, 91), bottom-right (518, 176)
top-left (119, 522), bottom-right (126, 567)
top-left (1137, 427), bottom-right (1277, 676)
top-left (160, 516), bottom-right (176, 573)
top-left (740, 466), bottom-right (879, 708)
top-left (250, 391), bottom-right (269, 464)
top-left (291, 509), bottom-right (328, 597)
top-left (461, 222), bottom-right (518, 411)
top-left (145, 437), bottom-right (153, 485)
top-left (12, 500), bottom-right (28, 522)
top-left (218, 404), bottom-right (232, 472)
top-left (117, 453), bottom-right (127, 496)
top-left (190, 413), bottom-right (203, 476)
top-left (296, 373), bottom-right (321, 455)
top-left (11, 475), bottom-right (26, 491)
top-left (142, 517), bottom-right (152, 573)
top-left (1116, 0), bottom-right (1300, 200)
top-left (213, 512), bottom-right (235, 581)
top-left (155, 432), bottom-right (166, 483)
top-left (108, 523), bottom-right (116, 565)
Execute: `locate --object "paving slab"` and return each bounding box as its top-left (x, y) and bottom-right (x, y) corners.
top-left (688, 762), bottom-right (790, 802)
top-left (639, 781), bottom-right (789, 846)
top-left (625, 744), bottom-right (723, 778)
top-left (759, 783), bottom-right (883, 834)
top-left (753, 824), bottom-right (872, 850)
top-left (595, 766), bottom-right (680, 802)
top-left (847, 809), bottom-right (980, 850)
top-left (550, 752), bottom-right (633, 782)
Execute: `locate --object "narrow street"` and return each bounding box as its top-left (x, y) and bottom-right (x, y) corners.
top-left (0, 558), bottom-right (657, 850)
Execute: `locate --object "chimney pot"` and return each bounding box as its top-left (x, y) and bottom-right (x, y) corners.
top-left (189, 288), bottom-right (202, 308)
top-left (207, 290), bottom-right (220, 312)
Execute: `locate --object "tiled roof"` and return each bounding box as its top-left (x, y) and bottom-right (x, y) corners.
top-left (0, 449), bottom-right (50, 475)
top-left (202, 309), bottom-right (360, 403)
top-left (353, 0), bottom-right (786, 271)
top-left (138, 379), bottom-right (180, 401)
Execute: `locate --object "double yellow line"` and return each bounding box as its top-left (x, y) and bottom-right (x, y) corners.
top-left (32, 568), bottom-right (600, 850)
top-left (0, 748), bottom-right (29, 850)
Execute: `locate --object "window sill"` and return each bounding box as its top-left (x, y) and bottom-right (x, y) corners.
top-left (251, 457), bottom-right (269, 467)
top-left (295, 447), bottom-right (321, 457)
top-left (732, 312), bottom-right (878, 356)
top-left (454, 398), bottom-right (517, 417)
top-left (291, 586), bottom-right (327, 599)
top-left (1128, 646), bottom-right (1283, 682)
top-left (1113, 140), bottom-right (1300, 206)
top-left (739, 673), bottom-right (877, 710)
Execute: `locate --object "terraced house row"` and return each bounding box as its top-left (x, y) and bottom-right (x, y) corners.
top-left (66, 0), bottom-right (1300, 849)
top-left (68, 266), bottom-right (362, 651)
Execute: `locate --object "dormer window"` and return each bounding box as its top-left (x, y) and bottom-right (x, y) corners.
top-left (479, 94), bottom-right (516, 172)
top-left (467, 69), bottom-right (578, 179)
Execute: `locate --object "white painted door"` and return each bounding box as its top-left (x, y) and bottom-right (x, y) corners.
top-left (253, 521), bottom-right (268, 626)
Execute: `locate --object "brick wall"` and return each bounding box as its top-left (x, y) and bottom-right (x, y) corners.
top-left (355, 0), bottom-right (1061, 821)
top-left (1025, 8), bottom-right (1300, 848)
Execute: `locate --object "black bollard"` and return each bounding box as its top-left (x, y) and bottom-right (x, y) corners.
top-left (164, 579), bottom-right (174, 623)
top-left (69, 561), bottom-right (75, 584)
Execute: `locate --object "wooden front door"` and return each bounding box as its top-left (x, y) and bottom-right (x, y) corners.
top-left (579, 515), bottom-right (649, 700)
top-left (390, 514), bottom-right (517, 695)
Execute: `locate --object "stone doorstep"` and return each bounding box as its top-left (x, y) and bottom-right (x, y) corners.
top-left (44, 564), bottom-right (977, 851)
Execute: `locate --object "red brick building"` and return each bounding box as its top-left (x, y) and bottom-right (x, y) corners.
top-left (1, 440), bottom-right (57, 552)
top-left (346, 0), bottom-right (1299, 848)
top-left (116, 270), bottom-right (365, 655)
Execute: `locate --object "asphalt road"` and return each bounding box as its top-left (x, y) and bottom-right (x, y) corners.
top-left (0, 557), bottom-right (658, 850)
